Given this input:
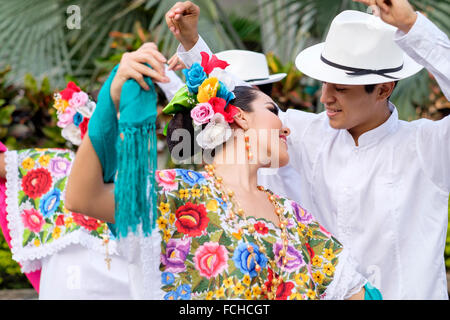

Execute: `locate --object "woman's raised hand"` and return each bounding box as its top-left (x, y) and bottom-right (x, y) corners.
top-left (165, 1), bottom-right (200, 51)
top-left (110, 42), bottom-right (170, 110)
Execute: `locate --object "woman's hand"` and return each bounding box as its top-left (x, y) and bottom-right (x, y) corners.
top-left (165, 1), bottom-right (200, 51)
top-left (110, 42), bottom-right (170, 111)
top-left (167, 53), bottom-right (187, 71)
top-left (353, 0), bottom-right (417, 33)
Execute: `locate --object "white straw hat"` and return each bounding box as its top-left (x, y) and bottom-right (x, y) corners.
top-left (216, 50), bottom-right (287, 85)
top-left (295, 10), bottom-right (423, 85)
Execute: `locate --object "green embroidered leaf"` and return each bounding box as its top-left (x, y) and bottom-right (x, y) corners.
top-left (206, 210), bottom-right (222, 228)
top-left (219, 234), bottom-right (232, 247)
top-left (19, 166), bottom-right (27, 178)
top-left (22, 229), bottom-right (33, 247)
top-left (18, 190), bottom-right (27, 206)
top-left (32, 198), bottom-right (40, 210)
top-left (54, 178), bottom-right (66, 192)
top-left (209, 230), bottom-right (223, 243)
top-left (30, 153), bottom-right (40, 161)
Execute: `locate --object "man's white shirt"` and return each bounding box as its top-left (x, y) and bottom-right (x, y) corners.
top-left (176, 12), bottom-right (450, 299)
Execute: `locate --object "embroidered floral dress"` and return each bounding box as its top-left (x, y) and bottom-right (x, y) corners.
top-left (154, 168), bottom-right (367, 300)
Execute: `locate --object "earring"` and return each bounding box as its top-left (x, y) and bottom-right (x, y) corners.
top-left (245, 135), bottom-right (253, 160)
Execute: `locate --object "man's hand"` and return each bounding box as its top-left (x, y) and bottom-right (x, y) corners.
top-left (110, 42), bottom-right (170, 110)
top-left (165, 1), bottom-right (200, 51)
top-left (353, 0), bottom-right (417, 33)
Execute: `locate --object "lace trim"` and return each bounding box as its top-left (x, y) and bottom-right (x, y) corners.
top-left (5, 151), bottom-right (118, 273)
top-left (324, 248), bottom-right (368, 300)
top-left (117, 225), bottom-right (163, 299)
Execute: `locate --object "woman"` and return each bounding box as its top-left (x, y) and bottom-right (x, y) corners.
top-left (65, 47), bottom-right (381, 300)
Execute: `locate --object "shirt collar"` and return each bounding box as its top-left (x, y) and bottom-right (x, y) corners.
top-left (341, 102), bottom-right (399, 148)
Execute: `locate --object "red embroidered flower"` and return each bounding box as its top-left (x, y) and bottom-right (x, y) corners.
top-left (305, 243), bottom-right (315, 259)
top-left (21, 208), bottom-right (45, 233)
top-left (175, 202), bottom-right (209, 237)
top-left (208, 97), bottom-right (239, 123)
top-left (21, 168), bottom-right (53, 199)
top-left (254, 221), bottom-right (269, 235)
top-left (60, 81), bottom-right (81, 101)
top-left (200, 52), bottom-right (229, 75)
top-left (55, 215), bottom-right (65, 226)
top-left (79, 117), bottom-right (89, 140)
top-left (72, 212), bottom-right (100, 231)
top-left (264, 268), bottom-right (295, 300)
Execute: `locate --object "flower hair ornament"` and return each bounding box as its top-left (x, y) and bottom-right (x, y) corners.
top-left (163, 52), bottom-right (239, 150)
top-left (52, 82), bottom-right (96, 146)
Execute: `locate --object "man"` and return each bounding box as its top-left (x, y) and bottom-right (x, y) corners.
top-left (165, 1), bottom-right (449, 299)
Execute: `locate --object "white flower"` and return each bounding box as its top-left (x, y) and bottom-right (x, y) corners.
top-left (209, 68), bottom-right (236, 92)
top-left (196, 113), bottom-right (232, 150)
top-left (61, 123), bottom-right (82, 146)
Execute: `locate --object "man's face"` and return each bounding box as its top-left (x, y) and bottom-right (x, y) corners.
top-left (320, 82), bottom-right (379, 131)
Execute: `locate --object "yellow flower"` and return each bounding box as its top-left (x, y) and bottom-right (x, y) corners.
top-left (232, 232), bottom-right (242, 240)
top-left (306, 289), bottom-right (317, 300)
top-left (244, 289), bottom-right (253, 300)
top-left (223, 277), bottom-right (234, 288)
top-left (157, 216), bottom-right (168, 230)
top-left (38, 154), bottom-right (51, 167)
top-left (34, 239), bottom-right (41, 247)
top-left (21, 157), bottom-right (35, 170)
top-left (191, 188), bottom-right (201, 198)
top-left (242, 275), bottom-right (251, 286)
top-left (307, 228), bottom-right (313, 238)
top-left (233, 281), bottom-right (245, 296)
top-left (252, 285), bottom-right (262, 297)
top-left (64, 216), bottom-right (73, 229)
top-left (215, 287), bottom-right (225, 299)
top-left (179, 189), bottom-right (190, 199)
top-left (312, 271), bottom-right (324, 284)
top-left (295, 273), bottom-right (309, 286)
top-left (202, 186), bottom-right (211, 196)
top-left (168, 214), bottom-right (176, 225)
top-left (197, 77), bottom-right (219, 103)
top-left (290, 293), bottom-right (303, 300)
top-left (206, 291), bottom-right (214, 300)
top-left (323, 263), bottom-right (335, 276)
top-left (323, 248), bottom-right (335, 260)
top-left (54, 99), bottom-right (69, 113)
top-left (52, 226), bottom-right (61, 240)
top-left (312, 256), bottom-right (323, 267)
top-left (206, 199), bottom-right (218, 212)
top-left (163, 229), bottom-right (172, 242)
top-left (158, 202), bottom-right (170, 215)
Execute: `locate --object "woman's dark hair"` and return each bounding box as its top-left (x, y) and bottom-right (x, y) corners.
top-left (166, 86), bottom-right (261, 160)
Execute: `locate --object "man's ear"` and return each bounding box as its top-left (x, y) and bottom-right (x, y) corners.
top-left (376, 81), bottom-right (396, 101)
top-left (232, 108), bottom-right (250, 131)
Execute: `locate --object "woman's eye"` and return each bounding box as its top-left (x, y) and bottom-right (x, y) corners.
top-left (269, 107), bottom-right (278, 115)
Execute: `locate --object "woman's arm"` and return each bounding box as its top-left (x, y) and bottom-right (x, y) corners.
top-left (65, 133), bottom-right (115, 223)
top-left (348, 288), bottom-right (365, 300)
top-left (0, 152), bottom-right (5, 179)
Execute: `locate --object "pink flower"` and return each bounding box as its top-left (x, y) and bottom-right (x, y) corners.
top-left (155, 170), bottom-right (178, 192)
top-left (69, 91), bottom-right (89, 109)
top-left (57, 107), bottom-right (76, 128)
top-left (193, 241), bottom-right (228, 279)
top-left (190, 103), bottom-right (215, 126)
top-left (21, 208), bottom-right (45, 233)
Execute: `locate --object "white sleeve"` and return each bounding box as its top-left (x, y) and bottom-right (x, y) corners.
top-left (155, 65), bottom-right (185, 102)
top-left (416, 115), bottom-right (450, 193)
top-left (394, 12), bottom-right (450, 100)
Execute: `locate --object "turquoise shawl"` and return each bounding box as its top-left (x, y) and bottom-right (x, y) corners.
top-left (88, 65), bottom-right (158, 238)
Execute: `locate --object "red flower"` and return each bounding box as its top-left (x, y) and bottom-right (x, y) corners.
top-left (254, 221), bottom-right (269, 235)
top-left (305, 243), bottom-right (315, 259)
top-left (79, 117), bottom-right (90, 140)
top-left (55, 215), bottom-right (65, 226)
top-left (264, 268), bottom-right (295, 300)
top-left (200, 52), bottom-right (229, 75)
top-left (72, 212), bottom-right (100, 231)
top-left (175, 202), bottom-right (209, 237)
top-left (208, 97), bottom-right (239, 123)
top-left (22, 168), bottom-right (53, 199)
top-left (60, 81), bottom-right (81, 101)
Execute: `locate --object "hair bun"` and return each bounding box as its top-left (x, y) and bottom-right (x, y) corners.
top-left (166, 110), bottom-right (196, 160)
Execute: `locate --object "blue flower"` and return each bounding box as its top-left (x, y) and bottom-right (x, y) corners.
top-left (176, 284), bottom-right (191, 300)
top-left (39, 189), bottom-right (61, 218)
top-left (217, 81), bottom-right (236, 107)
top-left (73, 112), bottom-right (83, 127)
top-left (164, 291), bottom-right (178, 300)
top-left (161, 272), bottom-right (175, 285)
top-left (233, 242), bottom-right (268, 278)
top-left (215, 197), bottom-right (228, 212)
top-left (176, 169), bottom-right (206, 187)
top-left (183, 63), bottom-right (207, 94)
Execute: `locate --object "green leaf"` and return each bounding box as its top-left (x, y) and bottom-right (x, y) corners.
top-left (41, 77), bottom-right (51, 95)
top-left (18, 190), bottom-right (27, 206)
top-left (0, 105), bottom-right (15, 126)
top-left (22, 229), bottom-right (33, 247)
top-left (24, 73), bottom-right (38, 93)
top-left (54, 178), bottom-right (66, 191)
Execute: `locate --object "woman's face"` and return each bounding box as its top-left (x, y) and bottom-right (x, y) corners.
top-left (243, 91), bottom-right (290, 168)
